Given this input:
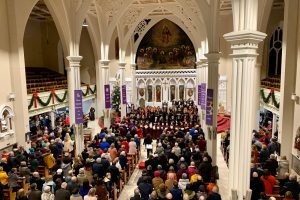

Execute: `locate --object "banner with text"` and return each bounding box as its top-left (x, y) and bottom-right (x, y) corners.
top-left (122, 85), bottom-right (127, 104)
top-left (198, 85), bottom-right (201, 106)
top-left (206, 89), bottom-right (213, 126)
top-left (74, 89), bottom-right (83, 124)
top-left (104, 84), bottom-right (111, 109)
top-left (200, 83), bottom-right (206, 110)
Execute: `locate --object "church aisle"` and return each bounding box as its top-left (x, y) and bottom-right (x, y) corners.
top-left (118, 139), bottom-right (153, 199)
top-left (217, 133), bottom-right (229, 200)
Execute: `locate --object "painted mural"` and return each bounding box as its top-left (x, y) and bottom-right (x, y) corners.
top-left (136, 19), bottom-right (196, 70)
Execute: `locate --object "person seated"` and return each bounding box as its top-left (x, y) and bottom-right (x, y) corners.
top-left (263, 154), bottom-right (278, 176)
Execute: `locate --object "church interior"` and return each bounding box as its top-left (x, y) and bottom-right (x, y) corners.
top-left (0, 0), bottom-right (300, 199)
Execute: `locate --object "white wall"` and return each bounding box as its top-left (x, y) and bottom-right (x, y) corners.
top-left (261, 7), bottom-right (284, 78)
top-left (0, 0), bottom-right (18, 148)
top-left (24, 20), bottom-right (61, 72)
top-left (79, 27), bottom-right (96, 84)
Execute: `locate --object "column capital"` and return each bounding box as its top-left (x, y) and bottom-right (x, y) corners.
top-left (66, 56), bottom-right (82, 67)
top-left (224, 31), bottom-right (266, 56)
top-left (205, 52), bottom-right (221, 63)
top-left (130, 63), bottom-right (137, 69)
top-left (119, 62), bottom-right (126, 69)
top-left (196, 59), bottom-right (208, 69)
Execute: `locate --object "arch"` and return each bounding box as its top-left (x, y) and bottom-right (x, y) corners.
top-left (186, 78), bottom-right (195, 88)
top-left (132, 16), bottom-right (202, 57)
top-left (178, 78), bottom-right (185, 85)
top-left (169, 78), bottom-right (176, 85)
top-left (135, 18), bottom-right (197, 70)
top-left (22, 0), bottom-right (69, 59)
top-left (154, 79), bottom-right (162, 85)
top-left (0, 105), bottom-right (14, 120)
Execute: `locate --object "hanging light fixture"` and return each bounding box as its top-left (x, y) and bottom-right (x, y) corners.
top-left (82, 19), bottom-right (88, 27)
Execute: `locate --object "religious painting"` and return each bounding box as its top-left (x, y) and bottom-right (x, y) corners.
top-left (170, 85), bottom-right (175, 101)
top-left (136, 19), bottom-right (196, 70)
top-left (188, 88), bottom-right (194, 97)
top-left (139, 88), bottom-right (144, 97)
top-left (156, 85), bottom-right (161, 102)
top-left (179, 85), bottom-right (184, 100)
top-left (147, 85), bottom-right (153, 102)
top-left (139, 98), bottom-right (145, 108)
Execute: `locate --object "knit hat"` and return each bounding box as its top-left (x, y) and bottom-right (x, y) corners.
top-left (154, 171), bottom-right (161, 177)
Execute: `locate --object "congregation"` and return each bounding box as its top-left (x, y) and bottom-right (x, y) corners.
top-left (0, 103), bottom-right (298, 200)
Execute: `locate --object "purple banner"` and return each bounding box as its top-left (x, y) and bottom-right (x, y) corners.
top-left (122, 85), bottom-right (127, 104)
top-left (74, 90), bottom-right (83, 124)
top-left (198, 85), bottom-right (201, 106)
top-left (200, 83), bottom-right (206, 110)
top-left (104, 84), bottom-right (111, 109)
top-left (206, 89), bottom-right (213, 126)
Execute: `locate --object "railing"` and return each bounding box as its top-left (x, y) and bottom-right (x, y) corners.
top-left (136, 69), bottom-right (197, 77)
top-left (27, 84), bottom-right (96, 116)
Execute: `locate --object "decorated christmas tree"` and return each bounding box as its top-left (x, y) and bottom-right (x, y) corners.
top-left (111, 84), bottom-right (121, 115)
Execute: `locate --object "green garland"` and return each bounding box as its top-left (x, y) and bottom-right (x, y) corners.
top-left (54, 91), bottom-right (68, 102)
top-left (37, 94), bottom-right (52, 106)
top-left (28, 86), bottom-right (96, 110)
top-left (90, 85), bottom-right (96, 94)
top-left (260, 89), bottom-right (272, 103)
top-left (28, 95), bottom-right (34, 110)
top-left (82, 87), bottom-right (89, 96)
top-left (260, 89), bottom-right (280, 109)
top-left (271, 92), bottom-right (280, 108)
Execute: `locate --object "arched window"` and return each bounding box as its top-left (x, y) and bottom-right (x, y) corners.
top-left (268, 26), bottom-right (283, 76)
top-left (0, 105), bottom-right (14, 138)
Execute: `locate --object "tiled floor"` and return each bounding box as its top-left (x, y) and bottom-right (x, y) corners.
top-left (87, 121), bottom-right (230, 200)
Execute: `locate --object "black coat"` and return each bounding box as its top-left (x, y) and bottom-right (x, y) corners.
top-left (198, 161), bottom-right (212, 182)
top-left (250, 177), bottom-right (265, 200)
top-left (138, 182), bottom-right (153, 200)
top-left (207, 192), bottom-right (222, 200)
top-left (54, 189), bottom-right (70, 200)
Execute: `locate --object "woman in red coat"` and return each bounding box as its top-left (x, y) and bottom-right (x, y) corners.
top-left (260, 170), bottom-right (277, 195)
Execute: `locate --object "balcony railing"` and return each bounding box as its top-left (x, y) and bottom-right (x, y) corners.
top-left (27, 84), bottom-right (96, 116)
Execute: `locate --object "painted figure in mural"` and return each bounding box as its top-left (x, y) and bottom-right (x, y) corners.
top-left (148, 86), bottom-right (153, 102)
top-left (179, 85), bottom-right (184, 100)
top-left (162, 25), bottom-right (171, 44)
top-left (170, 85), bottom-right (175, 101)
top-left (156, 86), bottom-right (161, 102)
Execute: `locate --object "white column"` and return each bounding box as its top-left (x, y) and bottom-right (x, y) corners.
top-left (205, 53), bottom-right (221, 166)
top-left (272, 113), bottom-right (277, 136)
top-left (66, 56), bottom-right (84, 156)
top-left (119, 62), bottom-right (126, 118)
top-left (131, 64), bottom-right (137, 106)
top-left (101, 60), bottom-right (110, 128)
top-left (198, 59), bottom-right (208, 125)
top-left (224, 31), bottom-right (266, 199)
top-left (50, 110), bottom-right (55, 130)
top-left (95, 60), bottom-right (103, 118)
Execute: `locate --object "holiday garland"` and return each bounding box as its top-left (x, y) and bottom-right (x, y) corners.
top-left (260, 89), bottom-right (280, 109)
top-left (28, 85), bottom-right (97, 110)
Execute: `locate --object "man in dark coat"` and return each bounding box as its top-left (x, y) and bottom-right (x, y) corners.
top-left (108, 161), bottom-right (120, 184)
top-left (138, 177), bottom-right (153, 200)
top-left (207, 186), bottom-right (222, 200)
top-left (198, 157), bottom-right (212, 182)
top-left (281, 174), bottom-right (300, 200)
top-left (28, 183), bottom-right (42, 200)
top-left (250, 172), bottom-right (265, 200)
top-left (55, 182), bottom-right (70, 200)
top-left (170, 181), bottom-right (183, 200)
top-left (263, 154), bottom-right (278, 176)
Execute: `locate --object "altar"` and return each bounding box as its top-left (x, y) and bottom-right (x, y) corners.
top-left (135, 69), bottom-right (197, 107)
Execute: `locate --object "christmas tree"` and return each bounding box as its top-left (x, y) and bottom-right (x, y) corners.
top-left (111, 84), bottom-right (121, 115)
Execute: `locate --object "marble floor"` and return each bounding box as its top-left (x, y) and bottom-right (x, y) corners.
top-left (86, 121), bottom-right (230, 200)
